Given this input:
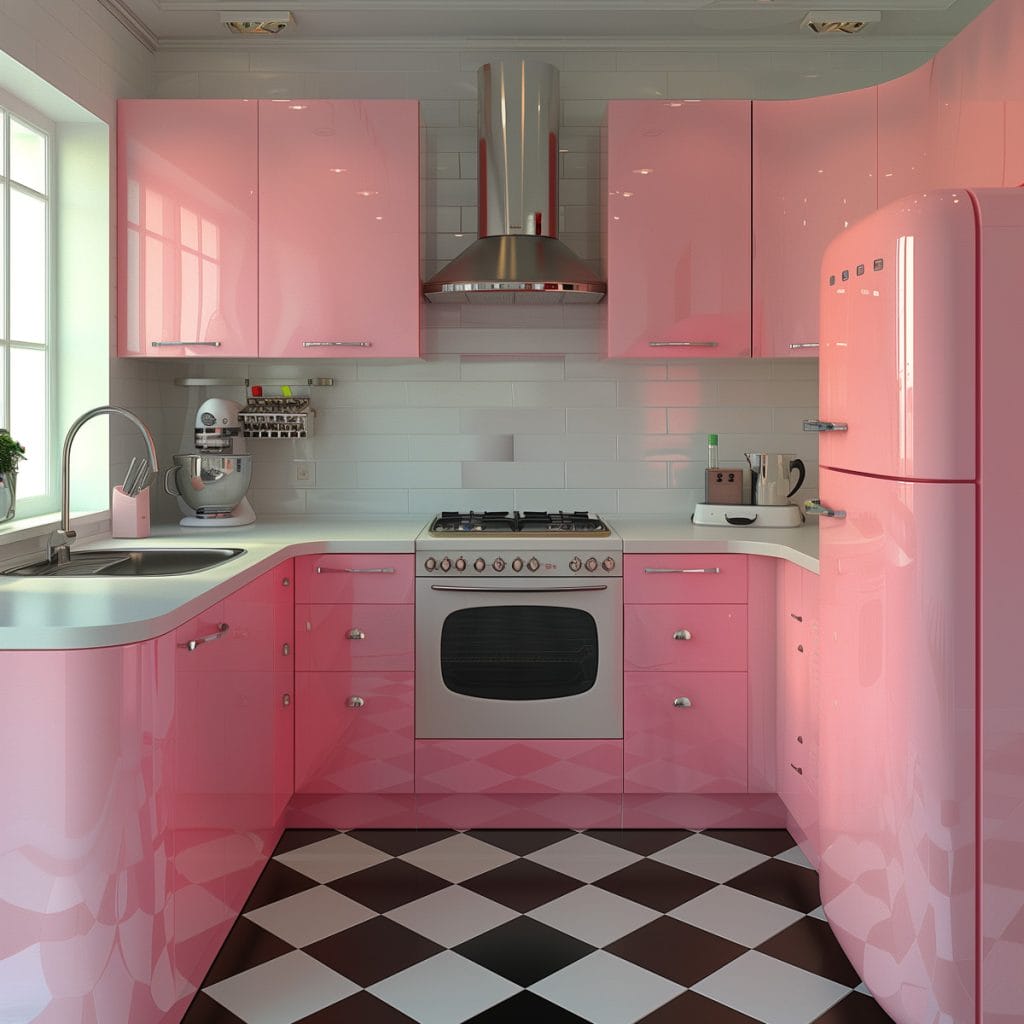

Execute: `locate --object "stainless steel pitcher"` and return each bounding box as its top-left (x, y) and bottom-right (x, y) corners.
top-left (745, 452), bottom-right (806, 506)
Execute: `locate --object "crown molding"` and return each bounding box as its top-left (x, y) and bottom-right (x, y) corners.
top-left (96, 0), bottom-right (159, 52)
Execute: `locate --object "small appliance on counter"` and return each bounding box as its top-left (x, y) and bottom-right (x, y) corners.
top-left (164, 398), bottom-right (255, 527)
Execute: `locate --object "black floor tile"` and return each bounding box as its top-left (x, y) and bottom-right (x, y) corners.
top-left (328, 859), bottom-right (449, 912)
top-left (757, 917), bottom-right (863, 987)
top-left (461, 858), bottom-right (584, 912)
top-left (725, 857), bottom-right (822, 913)
top-left (463, 990), bottom-right (592, 1023)
top-left (241, 859), bottom-right (319, 913)
top-left (272, 829), bottom-right (340, 856)
top-left (346, 829), bottom-right (456, 856)
top-left (467, 829), bottom-right (575, 856)
top-left (583, 829), bottom-right (694, 856)
top-left (594, 859), bottom-right (717, 912)
top-left (702, 828), bottom-right (798, 857)
top-left (639, 991), bottom-right (764, 1023)
top-left (201, 917), bottom-right (295, 986)
top-left (294, 991), bottom-right (420, 1023)
top-left (812, 992), bottom-right (897, 1023)
top-left (454, 916), bottom-right (595, 986)
top-left (605, 916), bottom-right (746, 987)
top-left (180, 991), bottom-right (247, 1024)
top-left (304, 916), bottom-right (443, 986)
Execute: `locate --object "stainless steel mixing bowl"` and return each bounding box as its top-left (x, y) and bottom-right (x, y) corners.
top-left (165, 454), bottom-right (253, 514)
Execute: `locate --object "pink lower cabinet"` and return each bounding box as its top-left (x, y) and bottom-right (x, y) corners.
top-left (625, 672), bottom-right (747, 793)
top-left (296, 672), bottom-right (414, 793)
top-left (623, 604), bottom-right (747, 672)
top-left (296, 603), bottom-right (414, 672)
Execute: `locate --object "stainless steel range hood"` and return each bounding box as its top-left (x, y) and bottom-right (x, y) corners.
top-left (423, 60), bottom-right (606, 305)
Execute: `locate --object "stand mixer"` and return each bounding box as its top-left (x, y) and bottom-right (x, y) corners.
top-left (165, 398), bottom-right (256, 527)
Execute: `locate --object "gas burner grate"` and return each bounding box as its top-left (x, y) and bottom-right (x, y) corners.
top-left (430, 510), bottom-right (610, 536)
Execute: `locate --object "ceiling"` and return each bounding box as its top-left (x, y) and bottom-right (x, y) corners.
top-left (105, 0), bottom-right (994, 51)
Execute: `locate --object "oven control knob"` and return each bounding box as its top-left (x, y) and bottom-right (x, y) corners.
top-left (602, 557), bottom-right (616, 572)
top-left (512, 557), bottom-right (524, 572)
top-left (455, 557), bottom-right (467, 572)
top-left (527, 557), bottom-right (540, 572)
top-left (474, 558), bottom-right (486, 572)
top-left (585, 557), bottom-right (599, 572)
top-left (424, 557), bottom-right (437, 571)
top-left (440, 557), bottom-right (452, 572)
top-left (492, 557), bottom-right (506, 572)
top-left (569, 556), bottom-right (582, 572)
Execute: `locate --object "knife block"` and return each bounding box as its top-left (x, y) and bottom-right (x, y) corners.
top-left (112, 485), bottom-right (150, 539)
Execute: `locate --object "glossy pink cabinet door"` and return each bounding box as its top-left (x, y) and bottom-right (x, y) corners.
top-left (607, 100), bottom-right (751, 359)
top-left (296, 603), bottom-right (414, 672)
top-left (258, 100), bottom-right (420, 358)
top-left (817, 468), bottom-right (976, 1024)
top-left (295, 553), bottom-right (415, 604)
top-left (753, 88), bottom-right (877, 358)
top-left (117, 100), bottom-right (259, 358)
top-left (877, 63), bottom-right (934, 208)
top-left (624, 604), bottom-right (747, 672)
top-left (295, 671), bottom-right (414, 794)
top-left (818, 191), bottom-right (976, 482)
top-left (625, 672), bottom-right (746, 793)
top-left (623, 553), bottom-right (747, 604)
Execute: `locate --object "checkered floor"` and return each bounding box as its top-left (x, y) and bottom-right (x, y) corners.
top-left (181, 828), bottom-right (894, 1024)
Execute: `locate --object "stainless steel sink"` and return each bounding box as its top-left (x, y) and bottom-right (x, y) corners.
top-left (4, 547), bottom-right (245, 577)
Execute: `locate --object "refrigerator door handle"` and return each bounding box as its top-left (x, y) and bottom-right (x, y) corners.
top-left (804, 499), bottom-right (846, 519)
top-left (803, 419), bottom-right (849, 432)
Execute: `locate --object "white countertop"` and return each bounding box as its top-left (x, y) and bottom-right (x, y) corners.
top-left (0, 514), bottom-right (818, 650)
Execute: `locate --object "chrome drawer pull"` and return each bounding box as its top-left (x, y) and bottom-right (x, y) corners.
top-left (673, 696), bottom-right (693, 708)
top-left (346, 696), bottom-right (366, 709)
top-left (346, 628), bottom-right (366, 640)
top-left (316, 565), bottom-right (396, 574)
top-left (178, 622), bottom-right (228, 651)
top-left (644, 567), bottom-right (720, 574)
top-left (282, 643), bottom-right (290, 656)
top-left (648, 340), bottom-right (718, 348)
top-left (790, 612), bottom-right (803, 622)
top-left (673, 629), bottom-right (692, 641)
top-left (797, 643), bottom-right (804, 653)
top-left (797, 735), bottom-right (804, 744)
top-left (302, 341), bottom-right (372, 348)
top-left (788, 343), bottom-right (820, 350)
top-left (151, 340), bottom-right (222, 348)
top-left (282, 693), bottom-right (291, 707)
top-left (804, 499), bottom-right (846, 519)
top-left (803, 419), bottom-right (848, 432)
top-left (790, 763), bottom-right (804, 775)
top-left (431, 584), bottom-right (608, 593)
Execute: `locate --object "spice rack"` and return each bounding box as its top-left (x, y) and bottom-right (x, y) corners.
top-left (238, 396), bottom-right (313, 439)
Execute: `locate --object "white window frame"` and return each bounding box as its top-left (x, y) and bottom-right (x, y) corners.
top-left (0, 89), bottom-right (56, 517)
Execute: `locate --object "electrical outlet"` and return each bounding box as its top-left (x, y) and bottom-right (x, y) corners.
top-left (295, 461), bottom-right (315, 484)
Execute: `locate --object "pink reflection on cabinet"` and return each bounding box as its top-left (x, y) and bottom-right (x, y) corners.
top-left (624, 604), bottom-right (747, 673)
top-left (296, 604), bottom-right (414, 672)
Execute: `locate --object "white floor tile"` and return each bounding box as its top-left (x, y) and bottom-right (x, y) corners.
top-left (527, 885), bottom-right (660, 947)
top-left (398, 833), bottom-right (517, 884)
top-left (692, 950), bottom-right (850, 1024)
top-left (650, 833), bottom-right (769, 883)
top-left (385, 884), bottom-right (518, 947)
top-left (205, 951), bottom-right (359, 1024)
top-left (775, 844), bottom-right (814, 870)
top-left (275, 833), bottom-right (391, 883)
top-left (524, 833), bottom-right (643, 883)
top-left (530, 950), bottom-right (685, 1024)
top-left (668, 885), bottom-right (803, 948)
top-left (368, 951), bottom-right (519, 1024)
top-left (244, 885), bottom-right (375, 947)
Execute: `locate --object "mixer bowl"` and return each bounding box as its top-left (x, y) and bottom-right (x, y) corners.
top-left (165, 454), bottom-right (253, 514)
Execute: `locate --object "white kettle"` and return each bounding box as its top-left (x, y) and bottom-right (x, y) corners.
top-left (745, 452), bottom-right (806, 506)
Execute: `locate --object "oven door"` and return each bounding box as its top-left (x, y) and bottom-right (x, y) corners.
top-left (416, 576), bottom-right (623, 739)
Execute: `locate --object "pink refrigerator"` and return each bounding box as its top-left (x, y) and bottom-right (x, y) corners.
top-left (810, 189), bottom-right (1024, 1024)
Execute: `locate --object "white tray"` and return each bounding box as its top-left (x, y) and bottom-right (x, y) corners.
top-left (692, 502), bottom-right (804, 528)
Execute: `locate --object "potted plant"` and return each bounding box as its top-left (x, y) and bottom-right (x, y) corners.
top-left (0, 430), bottom-right (26, 522)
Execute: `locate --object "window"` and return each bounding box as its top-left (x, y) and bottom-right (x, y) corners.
top-left (1, 100), bottom-right (53, 512)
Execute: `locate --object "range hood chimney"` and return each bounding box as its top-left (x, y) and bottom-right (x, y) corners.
top-left (423, 60), bottom-right (606, 305)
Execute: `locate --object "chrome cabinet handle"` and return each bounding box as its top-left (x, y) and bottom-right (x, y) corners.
top-left (316, 566), bottom-right (396, 574)
top-left (346, 628), bottom-right (366, 640)
top-left (648, 341), bottom-right (718, 348)
top-left (790, 613), bottom-right (803, 622)
top-left (797, 735), bottom-right (804, 744)
top-left (282, 577), bottom-right (291, 587)
top-left (151, 341), bottom-right (222, 348)
top-left (178, 622), bottom-right (228, 651)
top-left (673, 629), bottom-right (692, 641)
top-left (804, 499), bottom-right (846, 519)
top-left (673, 696), bottom-right (692, 708)
top-left (282, 643), bottom-right (290, 656)
top-left (282, 693), bottom-right (291, 707)
top-left (803, 419), bottom-right (848, 432)
top-left (788, 343), bottom-right (820, 350)
top-left (430, 584), bottom-right (608, 593)
top-left (346, 696), bottom-right (365, 709)
top-left (644, 567), bottom-right (720, 575)
top-left (790, 763), bottom-right (804, 775)
top-left (797, 643), bottom-right (804, 653)
top-left (302, 341), bottom-right (372, 348)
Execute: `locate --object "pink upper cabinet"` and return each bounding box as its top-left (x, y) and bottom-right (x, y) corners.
top-left (118, 100), bottom-right (259, 358)
top-left (258, 100), bottom-right (421, 358)
top-left (606, 100), bottom-right (751, 359)
top-left (818, 191), bottom-right (976, 481)
top-left (877, 62), bottom-right (933, 209)
top-left (753, 88), bottom-right (877, 358)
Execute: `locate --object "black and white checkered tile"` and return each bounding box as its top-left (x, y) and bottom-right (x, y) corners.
top-left (181, 829), bottom-right (894, 1024)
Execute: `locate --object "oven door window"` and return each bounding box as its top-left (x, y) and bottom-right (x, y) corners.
top-left (440, 605), bottom-right (598, 700)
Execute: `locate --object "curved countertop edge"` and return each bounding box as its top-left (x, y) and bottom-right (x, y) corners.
top-left (0, 515), bottom-right (819, 651)
top-left (607, 516), bottom-right (820, 575)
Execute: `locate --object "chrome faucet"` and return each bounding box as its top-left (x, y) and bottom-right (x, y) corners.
top-left (47, 406), bottom-right (159, 565)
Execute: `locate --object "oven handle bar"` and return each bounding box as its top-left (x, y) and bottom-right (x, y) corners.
top-left (429, 584), bottom-right (609, 593)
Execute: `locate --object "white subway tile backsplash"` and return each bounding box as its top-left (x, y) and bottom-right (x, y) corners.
top-left (560, 71), bottom-right (667, 99)
top-left (667, 406), bottom-right (775, 434)
top-left (316, 407), bottom-right (461, 435)
top-left (616, 488), bottom-right (702, 515)
top-left (514, 381), bottom-right (617, 408)
top-left (461, 358), bottom-right (565, 382)
top-left (461, 408), bottom-right (567, 435)
top-left (567, 407), bottom-right (666, 434)
top-left (514, 489), bottom-right (619, 513)
top-left (249, 488), bottom-right (308, 515)
top-left (567, 461), bottom-right (667, 488)
top-left (462, 462), bottom-right (566, 489)
top-left (616, 434), bottom-right (708, 462)
top-left (718, 379), bottom-right (818, 407)
top-left (359, 461), bottom-right (463, 488)
top-left (410, 434), bottom-right (514, 461)
top-left (409, 489), bottom-right (514, 515)
top-left (306, 489), bottom-right (410, 515)
top-left (409, 381), bottom-right (514, 407)
top-left (514, 434), bottom-right (616, 461)
top-left (358, 357), bottom-right (461, 381)
top-left (617, 380), bottom-right (719, 407)
top-left (565, 356), bottom-right (666, 381)
top-left (312, 462), bottom-right (360, 488)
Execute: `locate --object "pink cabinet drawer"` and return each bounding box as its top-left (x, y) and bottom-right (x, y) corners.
top-left (625, 672), bottom-right (747, 793)
top-left (296, 604), bottom-right (414, 671)
top-left (624, 604), bottom-right (747, 672)
top-left (624, 554), bottom-right (747, 604)
top-left (296, 672), bottom-right (414, 794)
top-left (295, 554), bottom-right (415, 604)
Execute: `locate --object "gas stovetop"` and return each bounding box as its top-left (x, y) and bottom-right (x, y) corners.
top-left (428, 510), bottom-right (611, 536)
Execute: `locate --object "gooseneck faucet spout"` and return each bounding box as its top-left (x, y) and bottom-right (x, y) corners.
top-left (48, 406), bottom-right (159, 565)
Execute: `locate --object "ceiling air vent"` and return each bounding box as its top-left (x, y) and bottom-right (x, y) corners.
top-left (220, 10), bottom-right (294, 34)
top-left (801, 10), bottom-right (880, 34)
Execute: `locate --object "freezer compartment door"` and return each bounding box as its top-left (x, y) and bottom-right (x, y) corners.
top-left (817, 191), bottom-right (976, 481)
top-left (816, 468), bottom-right (976, 1024)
